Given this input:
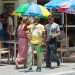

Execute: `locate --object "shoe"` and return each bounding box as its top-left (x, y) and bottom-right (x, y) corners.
top-left (29, 67), bottom-right (32, 70)
top-left (16, 65), bottom-right (22, 69)
top-left (36, 67), bottom-right (41, 72)
top-left (46, 65), bottom-right (52, 68)
top-left (46, 66), bottom-right (54, 69)
top-left (28, 67), bottom-right (33, 72)
top-left (57, 61), bottom-right (60, 67)
top-left (25, 67), bottom-right (33, 72)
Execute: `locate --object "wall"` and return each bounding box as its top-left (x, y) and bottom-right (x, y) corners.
top-left (18, 0), bottom-right (37, 5)
top-left (0, 0), bottom-right (2, 14)
top-left (0, 0), bottom-right (37, 14)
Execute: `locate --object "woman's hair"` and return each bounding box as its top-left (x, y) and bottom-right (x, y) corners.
top-left (34, 17), bottom-right (40, 23)
top-left (22, 17), bottom-right (29, 23)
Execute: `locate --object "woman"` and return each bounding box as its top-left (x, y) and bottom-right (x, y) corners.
top-left (16, 17), bottom-right (30, 68)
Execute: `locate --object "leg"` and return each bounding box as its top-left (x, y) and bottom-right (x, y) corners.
top-left (46, 44), bottom-right (51, 68)
top-left (36, 45), bottom-right (43, 72)
top-left (27, 43), bottom-right (33, 71)
top-left (52, 43), bottom-right (60, 67)
top-left (55, 53), bottom-right (60, 67)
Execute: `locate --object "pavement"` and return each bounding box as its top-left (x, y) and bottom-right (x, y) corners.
top-left (0, 62), bottom-right (75, 75)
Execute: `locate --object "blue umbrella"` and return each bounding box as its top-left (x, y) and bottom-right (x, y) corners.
top-left (57, 0), bottom-right (75, 14)
top-left (70, 0), bottom-right (75, 9)
top-left (45, 0), bottom-right (75, 14)
top-left (23, 3), bottom-right (42, 16)
top-left (45, 0), bottom-right (68, 9)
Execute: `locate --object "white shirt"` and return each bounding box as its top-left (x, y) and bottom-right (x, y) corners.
top-left (45, 22), bottom-right (60, 40)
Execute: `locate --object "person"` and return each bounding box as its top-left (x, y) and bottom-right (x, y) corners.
top-left (16, 17), bottom-right (30, 69)
top-left (27, 17), bottom-right (45, 72)
top-left (7, 13), bottom-right (14, 41)
top-left (0, 16), bottom-right (4, 48)
top-left (45, 15), bottom-right (60, 68)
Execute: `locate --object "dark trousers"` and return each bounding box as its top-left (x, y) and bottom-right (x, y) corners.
top-left (46, 41), bottom-right (60, 67)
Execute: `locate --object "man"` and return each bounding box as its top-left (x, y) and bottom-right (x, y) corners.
top-left (0, 16), bottom-right (4, 48)
top-left (45, 15), bottom-right (60, 68)
top-left (27, 17), bottom-right (45, 72)
top-left (7, 13), bottom-right (14, 40)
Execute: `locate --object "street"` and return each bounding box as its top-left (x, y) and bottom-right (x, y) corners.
top-left (0, 63), bottom-right (75, 75)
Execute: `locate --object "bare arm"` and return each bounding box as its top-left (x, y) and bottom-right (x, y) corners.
top-left (52, 31), bottom-right (60, 38)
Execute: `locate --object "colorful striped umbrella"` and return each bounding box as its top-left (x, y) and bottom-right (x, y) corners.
top-left (12, 12), bottom-right (21, 16)
top-left (13, 3), bottom-right (51, 17)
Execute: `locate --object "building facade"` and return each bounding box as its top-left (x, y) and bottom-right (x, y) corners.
top-left (0, 0), bottom-right (37, 14)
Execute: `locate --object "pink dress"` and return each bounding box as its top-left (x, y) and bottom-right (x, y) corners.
top-left (16, 24), bottom-right (28, 64)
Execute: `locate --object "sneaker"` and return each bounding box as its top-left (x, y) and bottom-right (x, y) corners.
top-left (16, 65), bottom-right (24, 69)
top-left (28, 67), bottom-right (33, 71)
top-left (57, 61), bottom-right (60, 67)
top-left (25, 67), bottom-right (33, 72)
top-left (46, 65), bottom-right (52, 68)
top-left (36, 67), bottom-right (41, 72)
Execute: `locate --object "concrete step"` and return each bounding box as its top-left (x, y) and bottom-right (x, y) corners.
top-left (63, 57), bottom-right (75, 62)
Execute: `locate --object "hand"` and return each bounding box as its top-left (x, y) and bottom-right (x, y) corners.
top-left (41, 43), bottom-right (46, 47)
top-left (52, 34), bottom-right (56, 38)
top-left (26, 30), bottom-right (29, 34)
top-left (27, 34), bottom-right (32, 40)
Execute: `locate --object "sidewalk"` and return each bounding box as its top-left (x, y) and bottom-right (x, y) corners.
top-left (0, 63), bottom-right (75, 75)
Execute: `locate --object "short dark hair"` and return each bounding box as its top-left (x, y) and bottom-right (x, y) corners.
top-left (48, 15), bottom-right (54, 19)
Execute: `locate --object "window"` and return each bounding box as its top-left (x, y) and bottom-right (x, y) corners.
top-left (3, 3), bottom-right (15, 13)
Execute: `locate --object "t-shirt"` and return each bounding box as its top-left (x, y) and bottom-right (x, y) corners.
top-left (45, 22), bottom-right (60, 40)
top-left (28, 24), bottom-right (45, 44)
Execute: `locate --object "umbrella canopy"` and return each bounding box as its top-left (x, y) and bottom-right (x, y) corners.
top-left (45, 0), bottom-right (68, 9)
top-left (13, 3), bottom-right (51, 17)
top-left (58, 0), bottom-right (75, 14)
top-left (12, 12), bottom-right (21, 16)
top-left (45, 0), bottom-right (75, 14)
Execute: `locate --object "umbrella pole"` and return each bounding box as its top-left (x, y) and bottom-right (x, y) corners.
top-left (62, 13), bottom-right (64, 25)
top-left (61, 13), bottom-right (64, 62)
top-left (65, 13), bottom-right (68, 49)
top-left (61, 13), bottom-right (68, 62)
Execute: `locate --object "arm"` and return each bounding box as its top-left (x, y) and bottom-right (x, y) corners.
top-left (41, 26), bottom-right (47, 46)
top-left (52, 31), bottom-right (60, 38)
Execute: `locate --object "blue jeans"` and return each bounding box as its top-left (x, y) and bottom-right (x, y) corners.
top-left (46, 41), bottom-right (60, 67)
